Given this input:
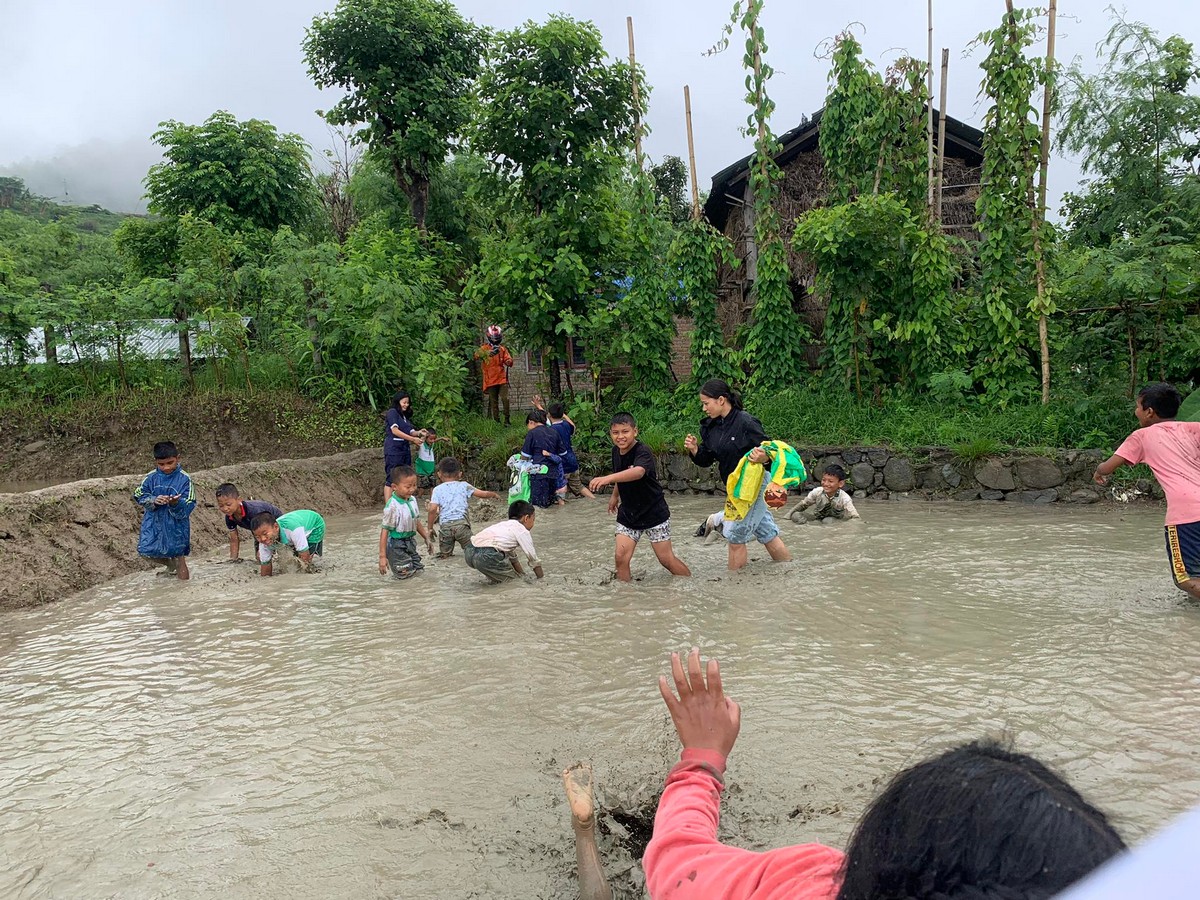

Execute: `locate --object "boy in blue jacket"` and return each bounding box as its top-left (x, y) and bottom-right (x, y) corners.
top-left (132, 441), bottom-right (196, 580)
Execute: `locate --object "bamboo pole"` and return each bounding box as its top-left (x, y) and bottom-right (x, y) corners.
top-left (1034, 0), bottom-right (1058, 404)
top-left (684, 85), bottom-right (701, 220)
top-left (935, 48), bottom-right (949, 221)
top-left (627, 17), bottom-right (643, 165)
top-left (926, 0), bottom-right (935, 210)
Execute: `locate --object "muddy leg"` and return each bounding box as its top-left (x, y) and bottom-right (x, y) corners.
top-left (175, 557), bottom-right (190, 581)
top-left (562, 763), bottom-right (612, 900)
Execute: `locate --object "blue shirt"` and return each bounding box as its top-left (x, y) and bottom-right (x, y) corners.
top-left (522, 425), bottom-right (564, 472)
top-left (384, 408), bottom-right (415, 465)
top-left (429, 480), bottom-right (476, 523)
top-left (549, 420), bottom-right (579, 473)
top-left (132, 466), bottom-right (196, 558)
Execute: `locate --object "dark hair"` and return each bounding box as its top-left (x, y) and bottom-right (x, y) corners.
top-left (438, 456), bottom-right (462, 476)
top-left (699, 379), bottom-right (743, 411)
top-left (548, 401), bottom-right (566, 419)
top-left (610, 412), bottom-right (637, 428)
top-left (508, 500), bottom-right (535, 520)
top-left (389, 464), bottom-right (416, 483)
top-left (392, 390), bottom-right (414, 418)
top-left (215, 483), bottom-right (240, 499)
top-left (824, 464), bottom-right (847, 481)
top-left (153, 441), bottom-right (179, 459)
top-left (527, 409), bottom-right (548, 425)
top-left (1137, 382), bottom-right (1183, 419)
top-left (425, 427), bottom-right (437, 436)
top-left (836, 739), bottom-right (1126, 900)
top-left (249, 512), bottom-right (278, 531)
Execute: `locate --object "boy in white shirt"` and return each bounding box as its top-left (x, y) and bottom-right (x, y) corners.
top-left (464, 501), bottom-right (544, 583)
top-left (427, 456), bottom-right (500, 559)
top-left (789, 464), bottom-right (861, 523)
top-left (378, 466), bottom-right (433, 579)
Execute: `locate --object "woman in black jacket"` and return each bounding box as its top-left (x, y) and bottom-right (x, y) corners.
top-left (684, 379), bottom-right (792, 571)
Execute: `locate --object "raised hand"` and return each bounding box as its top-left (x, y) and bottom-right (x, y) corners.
top-left (683, 434), bottom-right (698, 455)
top-left (658, 648), bottom-right (741, 757)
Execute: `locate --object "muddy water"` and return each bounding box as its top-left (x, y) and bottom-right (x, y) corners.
top-left (2, 497), bottom-right (1199, 899)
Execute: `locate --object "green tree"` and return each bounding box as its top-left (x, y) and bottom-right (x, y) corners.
top-left (469, 15), bottom-right (640, 397)
top-left (304, 0), bottom-right (485, 233)
top-left (670, 217), bottom-right (740, 387)
top-left (146, 111), bottom-right (315, 233)
top-left (649, 156), bottom-right (691, 226)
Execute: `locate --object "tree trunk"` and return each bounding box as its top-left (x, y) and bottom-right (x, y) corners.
top-left (307, 312), bottom-right (323, 376)
top-left (43, 326), bottom-right (57, 365)
top-left (391, 159), bottom-right (429, 234)
top-left (116, 328), bottom-right (128, 391)
top-left (549, 357), bottom-right (563, 400)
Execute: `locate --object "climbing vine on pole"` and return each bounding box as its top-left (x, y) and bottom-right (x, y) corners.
top-left (973, 4), bottom-right (1043, 397)
top-left (670, 218), bottom-right (740, 387)
top-left (719, 0), bottom-right (809, 392)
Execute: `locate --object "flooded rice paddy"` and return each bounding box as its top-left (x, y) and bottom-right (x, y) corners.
top-left (2, 496), bottom-right (1199, 899)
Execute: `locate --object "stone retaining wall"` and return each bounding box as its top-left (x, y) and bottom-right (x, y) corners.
top-left (656, 447), bottom-right (1162, 504)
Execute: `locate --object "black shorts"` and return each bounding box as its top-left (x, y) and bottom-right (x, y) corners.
top-left (1165, 521), bottom-right (1200, 588)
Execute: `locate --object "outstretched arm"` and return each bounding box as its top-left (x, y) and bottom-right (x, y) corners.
top-left (1093, 453), bottom-right (1131, 486)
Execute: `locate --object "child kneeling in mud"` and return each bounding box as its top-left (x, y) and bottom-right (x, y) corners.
top-left (251, 509), bottom-right (325, 576)
top-left (788, 463), bottom-right (861, 524)
top-left (464, 500), bottom-right (543, 583)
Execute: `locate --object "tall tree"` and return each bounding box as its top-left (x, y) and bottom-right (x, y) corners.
top-left (304, 0), bottom-right (485, 234)
top-left (469, 15), bottom-right (640, 398)
top-left (649, 155), bottom-right (691, 226)
top-left (146, 111), bottom-right (315, 233)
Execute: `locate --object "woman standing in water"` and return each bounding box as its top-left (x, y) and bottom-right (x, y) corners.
top-left (383, 390), bottom-right (425, 502)
top-left (684, 379), bottom-right (791, 571)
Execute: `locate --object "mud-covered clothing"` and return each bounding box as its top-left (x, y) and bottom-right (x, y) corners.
top-left (1114, 421), bottom-right (1200, 525)
top-left (612, 441), bottom-right (670, 531)
top-left (133, 467), bottom-right (196, 559)
top-left (224, 499), bottom-right (282, 534)
top-left (416, 441), bottom-right (437, 479)
top-left (470, 519), bottom-right (540, 567)
top-left (464, 544), bottom-right (517, 582)
top-left (385, 536), bottom-right (423, 576)
top-left (260, 510), bottom-right (325, 563)
top-left (691, 410), bottom-right (768, 482)
top-left (794, 487), bottom-right (860, 521)
top-left (430, 480), bottom-right (477, 524)
top-left (643, 748), bottom-right (845, 900)
top-left (381, 495), bottom-right (419, 538)
top-left (476, 343), bottom-right (513, 389)
top-left (550, 420), bottom-right (580, 474)
top-left (438, 521), bottom-right (473, 557)
top-left (1166, 521), bottom-right (1200, 588)
top-left (384, 408), bottom-right (416, 469)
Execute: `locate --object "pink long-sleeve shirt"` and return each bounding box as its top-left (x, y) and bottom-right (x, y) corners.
top-left (643, 749), bottom-right (846, 900)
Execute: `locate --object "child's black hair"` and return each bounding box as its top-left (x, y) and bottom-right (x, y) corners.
top-left (509, 500), bottom-right (535, 519)
top-left (215, 483), bottom-right (240, 499)
top-left (610, 412), bottom-right (637, 428)
top-left (1138, 382), bottom-right (1183, 419)
top-left (389, 464), bottom-right (416, 483)
top-left (437, 456), bottom-right (462, 476)
top-left (548, 401), bottom-right (566, 419)
top-left (425, 426), bottom-right (438, 436)
top-left (527, 409), bottom-right (548, 425)
top-left (249, 512), bottom-right (278, 531)
top-left (824, 464), bottom-right (847, 481)
top-left (153, 441), bottom-right (179, 459)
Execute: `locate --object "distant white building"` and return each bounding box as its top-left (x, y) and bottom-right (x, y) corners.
top-left (3, 318), bottom-right (250, 366)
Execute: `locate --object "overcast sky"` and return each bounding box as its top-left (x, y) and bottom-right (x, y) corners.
top-left (0, 0), bottom-right (1192, 214)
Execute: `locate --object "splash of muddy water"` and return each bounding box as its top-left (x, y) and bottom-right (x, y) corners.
top-left (2, 497), bottom-right (1199, 898)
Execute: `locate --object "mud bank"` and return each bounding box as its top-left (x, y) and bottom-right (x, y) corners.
top-left (0, 448), bottom-right (382, 610)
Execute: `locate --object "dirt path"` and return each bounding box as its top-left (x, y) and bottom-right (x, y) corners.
top-left (0, 448), bottom-right (382, 610)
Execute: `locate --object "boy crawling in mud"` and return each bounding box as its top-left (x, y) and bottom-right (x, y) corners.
top-left (788, 464), bottom-right (861, 524)
top-left (464, 500), bottom-right (543, 583)
top-left (133, 440), bottom-right (196, 580)
top-left (589, 412), bottom-right (690, 583)
top-left (251, 509), bottom-right (326, 576)
top-left (1094, 381), bottom-right (1200, 600)
top-left (215, 483), bottom-right (281, 563)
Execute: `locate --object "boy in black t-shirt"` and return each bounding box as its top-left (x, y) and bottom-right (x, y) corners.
top-left (215, 483), bottom-right (282, 563)
top-left (589, 412), bottom-right (691, 583)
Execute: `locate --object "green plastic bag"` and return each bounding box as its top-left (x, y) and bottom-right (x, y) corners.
top-left (506, 454), bottom-right (546, 504)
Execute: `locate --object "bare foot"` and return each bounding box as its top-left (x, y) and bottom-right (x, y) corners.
top-left (562, 762), bottom-right (597, 827)
top-left (176, 557), bottom-right (190, 581)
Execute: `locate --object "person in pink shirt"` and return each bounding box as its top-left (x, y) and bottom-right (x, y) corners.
top-left (1094, 382), bottom-right (1200, 600)
top-left (644, 648), bottom-right (1126, 900)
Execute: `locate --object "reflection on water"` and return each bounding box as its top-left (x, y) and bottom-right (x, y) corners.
top-left (0, 478), bottom-right (75, 494)
top-left (2, 498), bottom-right (1199, 899)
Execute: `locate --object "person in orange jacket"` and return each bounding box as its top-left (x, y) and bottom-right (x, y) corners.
top-left (475, 324), bottom-right (514, 425)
